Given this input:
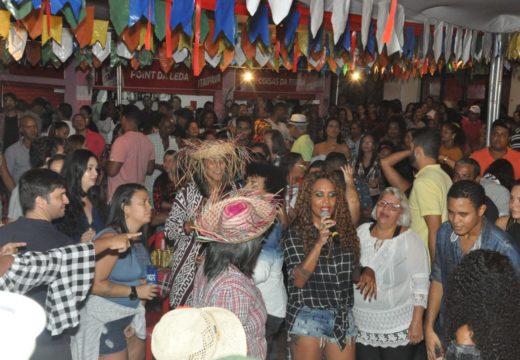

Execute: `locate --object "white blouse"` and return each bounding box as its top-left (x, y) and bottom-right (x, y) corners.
top-left (353, 223), bottom-right (430, 348)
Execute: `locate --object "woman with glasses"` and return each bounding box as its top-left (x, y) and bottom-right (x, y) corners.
top-left (353, 187), bottom-right (430, 360)
top-left (55, 149), bottom-right (107, 243)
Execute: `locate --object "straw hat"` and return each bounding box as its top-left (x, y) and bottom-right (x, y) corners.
top-left (152, 307), bottom-right (247, 360)
top-left (289, 113), bottom-right (308, 125)
top-left (469, 105), bottom-right (480, 114)
top-left (175, 140), bottom-right (250, 188)
top-left (193, 191), bottom-right (278, 244)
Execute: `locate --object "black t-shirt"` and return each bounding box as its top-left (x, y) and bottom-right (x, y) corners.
top-left (3, 115), bottom-right (19, 150)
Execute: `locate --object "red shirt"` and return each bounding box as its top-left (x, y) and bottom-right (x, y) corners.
top-left (470, 147), bottom-right (520, 179)
top-left (84, 129), bottom-right (106, 159)
top-left (461, 116), bottom-right (483, 151)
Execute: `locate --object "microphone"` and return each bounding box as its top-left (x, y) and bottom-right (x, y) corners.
top-left (319, 209), bottom-right (340, 243)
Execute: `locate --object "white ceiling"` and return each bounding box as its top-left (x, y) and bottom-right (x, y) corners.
top-left (301, 0), bottom-right (520, 33)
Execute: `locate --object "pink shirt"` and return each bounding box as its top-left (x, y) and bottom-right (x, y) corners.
top-left (107, 131), bottom-right (155, 201)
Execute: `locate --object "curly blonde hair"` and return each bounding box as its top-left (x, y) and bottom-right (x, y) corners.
top-left (292, 171), bottom-right (360, 260)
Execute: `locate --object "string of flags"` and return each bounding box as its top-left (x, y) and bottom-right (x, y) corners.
top-left (0, 0), bottom-right (519, 78)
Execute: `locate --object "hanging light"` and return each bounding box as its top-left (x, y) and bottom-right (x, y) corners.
top-left (243, 71), bottom-right (254, 82)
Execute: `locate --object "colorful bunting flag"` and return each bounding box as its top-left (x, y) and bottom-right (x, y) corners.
top-left (248, 2), bottom-right (270, 46)
top-left (214, 0), bottom-right (235, 44)
top-left (42, 14), bottom-right (62, 45)
top-left (0, 10), bottom-right (10, 39)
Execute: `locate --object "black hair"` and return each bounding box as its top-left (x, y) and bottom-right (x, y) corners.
top-left (412, 128), bottom-right (441, 159)
top-left (65, 134), bottom-right (86, 154)
top-left (236, 115), bottom-right (253, 128)
top-left (19, 168), bottom-right (66, 214)
top-left (3, 92), bottom-right (16, 101)
top-left (278, 152), bottom-right (303, 181)
top-left (56, 149), bottom-right (106, 238)
top-left (121, 104), bottom-right (142, 126)
top-left (442, 121), bottom-right (466, 147)
top-left (484, 159), bottom-right (515, 191)
top-left (245, 161), bottom-right (287, 195)
top-left (448, 180), bottom-right (486, 209)
top-left (158, 101), bottom-right (172, 111)
top-left (324, 118), bottom-right (343, 143)
top-left (491, 119), bottom-right (511, 135)
top-left (250, 142), bottom-right (270, 160)
top-left (164, 149), bottom-right (176, 159)
top-left (106, 183), bottom-right (148, 234)
top-left (200, 110), bottom-right (217, 128)
top-left (308, 160), bottom-right (326, 173)
top-left (203, 237), bottom-right (264, 282)
top-left (53, 120), bottom-right (70, 132)
top-left (47, 153), bottom-right (66, 169)
top-left (324, 151), bottom-right (348, 172)
top-left (355, 133), bottom-right (377, 173)
top-left (58, 103), bottom-right (73, 119)
top-left (30, 136), bottom-right (60, 168)
top-left (455, 157), bottom-right (481, 179)
top-left (445, 250), bottom-right (520, 360)
top-left (264, 129), bottom-right (288, 157)
top-left (386, 115), bottom-right (406, 138)
top-left (79, 105), bottom-right (92, 116)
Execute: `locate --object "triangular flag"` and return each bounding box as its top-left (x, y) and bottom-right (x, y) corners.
top-left (0, 10), bottom-right (11, 39)
top-left (361, 0), bottom-right (373, 49)
top-left (109, 0), bottom-right (129, 35)
top-left (116, 41), bottom-right (133, 59)
top-left (205, 52), bottom-right (222, 68)
top-left (74, 6), bottom-right (94, 48)
top-left (453, 27), bottom-right (462, 61)
top-left (4, 0), bottom-right (32, 20)
top-left (332, 0), bottom-right (350, 45)
top-left (25, 41), bottom-right (41, 66)
top-left (255, 45), bottom-right (270, 66)
top-left (248, 2), bottom-right (270, 46)
top-left (21, 9), bottom-right (43, 40)
top-left (121, 21), bottom-right (144, 52)
top-left (246, 0), bottom-right (260, 16)
top-left (214, 0), bottom-right (235, 44)
top-left (173, 47), bottom-right (189, 63)
top-left (433, 20), bottom-right (444, 62)
top-left (462, 28), bottom-right (472, 64)
top-left (241, 24), bottom-right (256, 60)
top-left (309, 0), bottom-right (324, 39)
top-left (205, 19), bottom-right (221, 57)
top-left (7, 24), bottom-right (27, 61)
top-left (284, 8), bottom-right (300, 48)
top-left (52, 28), bottom-right (73, 63)
top-left (170, 0), bottom-right (194, 37)
top-left (422, 18), bottom-right (430, 59)
top-left (220, 47), bottom-right (234, 71)
top-left (444, 23), bottom-right (453, 62)
top-left (268, 0), bottom-right (292, 25)
top-left (42, 15), bottom-right (62, 45)
top-left (90, 20), bottom-right (109, 47)
top-left (92, 31), bottom-right (111, 62)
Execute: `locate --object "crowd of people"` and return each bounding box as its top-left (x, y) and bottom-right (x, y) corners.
top-left (0, 90), bottom-right (520, 360)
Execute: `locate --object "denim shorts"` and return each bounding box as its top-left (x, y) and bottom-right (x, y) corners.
top-left (99, 316), bottom-right (134, 355)
top-left (289, 306), bottom-right (337, 343)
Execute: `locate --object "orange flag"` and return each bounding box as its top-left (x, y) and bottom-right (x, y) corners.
top-left (205, 19), bottom-right (220, 57)
top-left (122, 22), bottom-right (145, 53)
top-left (22, 9), bottom-right (43, 40)
top-left (220, 47), bottom-right (234, 71)
top-left (74, 6), bottom-right (94, 48)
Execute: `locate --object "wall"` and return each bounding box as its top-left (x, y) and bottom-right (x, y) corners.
top-left (383, 77), bottom-right (421, 107)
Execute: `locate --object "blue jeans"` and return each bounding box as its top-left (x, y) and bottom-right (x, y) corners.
top-left (289, 306), bottom-right (337, 343)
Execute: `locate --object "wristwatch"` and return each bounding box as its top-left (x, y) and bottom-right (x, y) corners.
top-left (129, 286), bottom-right (138, 301)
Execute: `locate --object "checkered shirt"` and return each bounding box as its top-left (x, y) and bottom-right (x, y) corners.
top-left (0, 243), bottom-right (95, 335)
top-left (283, 227), bottom-right (356, 349)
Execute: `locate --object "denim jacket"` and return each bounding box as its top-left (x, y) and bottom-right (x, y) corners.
top-left (431, 219), bottom-right (520, 334)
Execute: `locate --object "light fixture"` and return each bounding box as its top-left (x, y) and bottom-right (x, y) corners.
top-left (351, 70), bottom-right (361, 81)
top-left (243, 71), bottom-right (254, 82)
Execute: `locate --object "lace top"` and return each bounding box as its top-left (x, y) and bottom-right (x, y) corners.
top-left (353, 223), bottom-right (430, 347)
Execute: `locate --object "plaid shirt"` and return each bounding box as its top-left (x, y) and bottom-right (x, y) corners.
top-left (283, 227), bottom-right (356, 349)
top-left (0, 243), bottom-right (95, 335)
top-left (192, 264), bottom-right (267, 360)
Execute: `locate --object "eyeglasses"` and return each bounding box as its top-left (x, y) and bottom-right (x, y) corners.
top-left (377, 200), bottom-right (402, 211)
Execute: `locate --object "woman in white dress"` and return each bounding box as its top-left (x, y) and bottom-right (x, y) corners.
top-left (353, 187), bottom-right (430, 360)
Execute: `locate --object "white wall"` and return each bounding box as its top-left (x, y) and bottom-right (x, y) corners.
top-left (508, 66), bottom-right (520, 115)
top-left (383, 77), bottom-right (421, 107)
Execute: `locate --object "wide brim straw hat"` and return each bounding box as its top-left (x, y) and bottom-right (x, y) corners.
top-left (152, 307), bottom-right (247, 360)
top-left (175, 139), bottom-right (250, 188)
top-left (193, 191), bottom-right (278, 244)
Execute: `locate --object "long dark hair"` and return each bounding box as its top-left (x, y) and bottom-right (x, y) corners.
top-left (203, 237), bottom-right (264, 282)
top-left (355, 133), bottom-right (377, 173)
top-left (265, 129), bottom-right (288, 156)
top-left (107, 183), bottom-right (148, 235)
top-left (446, 250), bottom-right (520, 360)
top-left (324, 118), bottom-right (343, 143)
top-left (292, 171), bottom-right (359, 259)
top-left (56, 149), bottom-right (106, 237)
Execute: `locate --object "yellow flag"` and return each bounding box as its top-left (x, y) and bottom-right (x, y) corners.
top-left (0, 10), bottom-right (10, 39)
top-left (138, 23), bottom-right (154, 50)
top-left (298, 31), bottom-right (308, 58)
top-left (90, 20), bottom-right (109, 47)
top-left (178, 32), bottom-right (192, 52)
top-left (42, 15), bottom-right (62, 45)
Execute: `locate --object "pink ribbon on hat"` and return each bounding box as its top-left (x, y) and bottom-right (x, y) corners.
top-left (223, 201), bottom-right (250, 218)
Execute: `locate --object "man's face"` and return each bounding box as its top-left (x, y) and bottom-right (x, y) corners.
top-left (72, 114), bottom-right (87, 131)
top-left (468, 111), bottom-right (479, 122)
top-left (3, 96), bottom-right (16, 110)
top-left (274, 107), bottom-right (287, 122)
top-left (20, 117), bottom-right (39, 140)
top-left (448, 197), bottom-right (485, 237)
top-left (159, 120), bottom-right (173, 138)
top-left (490, 126), bottom-right (509, 152)
top-left (288, 124), bottom-right (300, 139)
top-left (43, 187), bottom-right (69, 220)
top-left (453, 164), bottom-right (477, 183)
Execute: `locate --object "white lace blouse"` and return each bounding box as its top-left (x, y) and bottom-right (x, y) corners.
top-left (353, 223), bottom-right (430, 348)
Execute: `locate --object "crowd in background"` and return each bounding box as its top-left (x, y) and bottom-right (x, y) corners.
top-left (0, 90), bottom-right (520, 360)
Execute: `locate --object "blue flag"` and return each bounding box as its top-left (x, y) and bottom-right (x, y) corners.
top-left (171, 0), bottom-right (194, 36)
top-left (248, 2), bottom-right (270, 46)
top-left (214, 0), bottom-right (236, 43)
